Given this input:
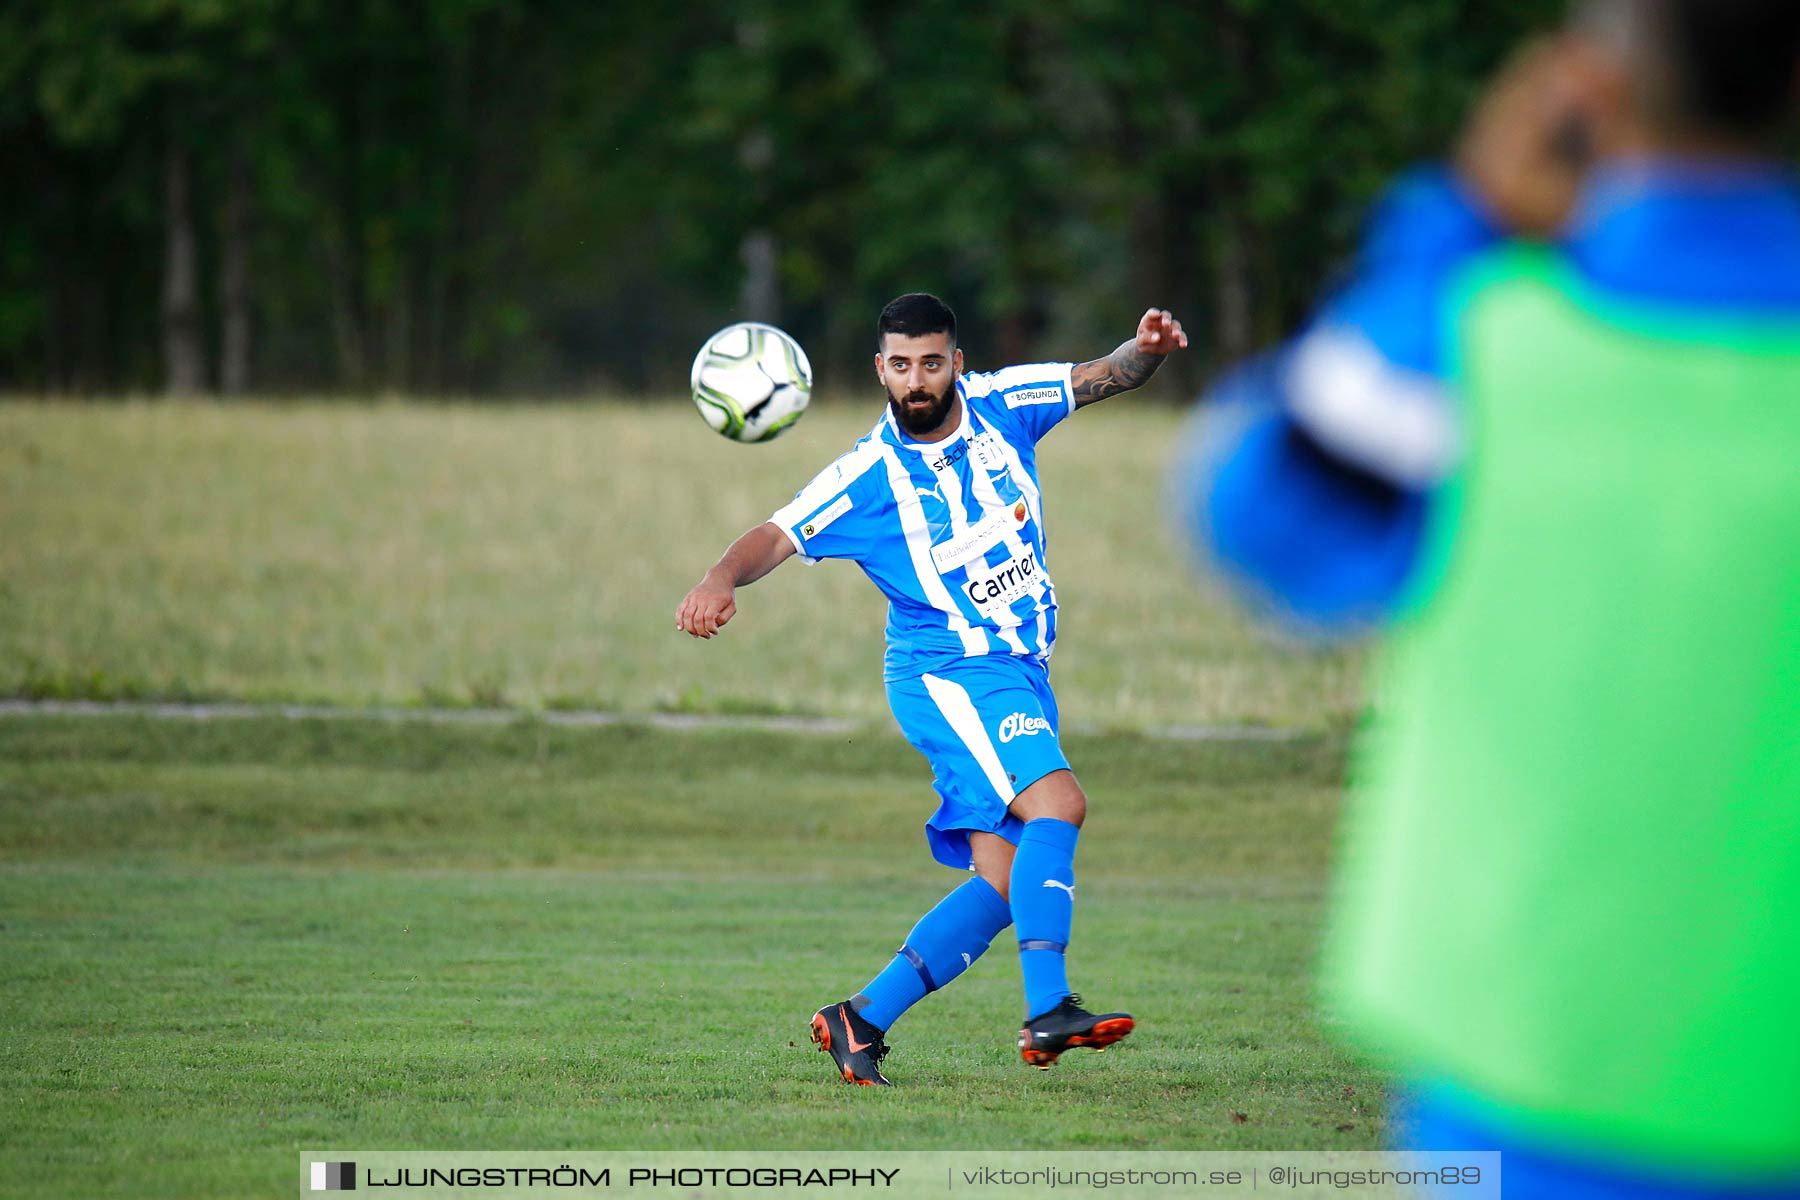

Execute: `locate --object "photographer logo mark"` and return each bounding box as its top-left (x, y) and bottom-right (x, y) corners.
top-left (311, 1162), bottom-right (356, 1191)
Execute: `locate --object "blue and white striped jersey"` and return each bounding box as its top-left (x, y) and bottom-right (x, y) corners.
top-left (771, 363), bottom-right (1075, 680)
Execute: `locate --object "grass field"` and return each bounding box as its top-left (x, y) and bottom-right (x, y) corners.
top-left (2, 398), bottom-right (1388, 1196)
top-left (0, 714), bottom-right (1384, 1197)
top-left (0, 400), bottom-right (1361, 728)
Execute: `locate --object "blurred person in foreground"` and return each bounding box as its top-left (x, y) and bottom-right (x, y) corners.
top-left (1173, 0), bottom-right (1800, 1195)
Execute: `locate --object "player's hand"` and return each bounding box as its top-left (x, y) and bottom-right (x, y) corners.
top-left (1455, 37), bottom-right (1591, 238)
top-left (676, 575), bottom-right (738, 639)
top-left (1135, 308), bottom-right (1188, 356)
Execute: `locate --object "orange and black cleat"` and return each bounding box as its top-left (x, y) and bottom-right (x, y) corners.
top-left (1018, 994), bottom-right (1135, 1069)
top-left (810, 1000), bottom-right (893, 1087)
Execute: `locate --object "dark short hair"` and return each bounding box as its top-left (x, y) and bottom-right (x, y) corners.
top-left (877, 293), bottom-right (957, 350)
top-left (1661, 0), bottom-right (1800, 138)
top-left (1593, 0), bottom-right (1800, 140)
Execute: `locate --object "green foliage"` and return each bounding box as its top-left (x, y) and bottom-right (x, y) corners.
top-left (0, 1), bottom-right (1560, 393)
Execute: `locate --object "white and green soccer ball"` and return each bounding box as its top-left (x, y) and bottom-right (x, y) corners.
top-left (689, 322), bottom-right (813, 443)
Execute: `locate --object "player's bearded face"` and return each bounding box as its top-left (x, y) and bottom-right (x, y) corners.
top-left (886, 374), bottom-right (955, 434)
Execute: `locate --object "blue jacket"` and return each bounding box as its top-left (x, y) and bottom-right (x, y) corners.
top-left (1178, 160), bottom-right (1800, 631)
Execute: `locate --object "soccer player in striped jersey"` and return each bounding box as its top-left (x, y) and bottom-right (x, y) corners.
top-left (677, 293), bottom-right (1186, 1085)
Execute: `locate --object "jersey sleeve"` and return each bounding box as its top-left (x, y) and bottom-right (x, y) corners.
top-left (768, 447), bottom-right (884, 565)
top-left (962, 362), bottom-right (1076, 446)
top-left (1170, 164), bottom-right (1502, 634)
top-left (1282, 164), bottom-right (1499, 486)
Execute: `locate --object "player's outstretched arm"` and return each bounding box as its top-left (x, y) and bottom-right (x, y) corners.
top-left (676, 521), bottom-right (796, 639)
top-left (1070, 308), bottom-right (1189, 410)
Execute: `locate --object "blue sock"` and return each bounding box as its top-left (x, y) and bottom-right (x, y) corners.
top-left (1011, 817), bottom-right (1079, 1019)
top-left (852, 876), bottom-right (1012, 1032)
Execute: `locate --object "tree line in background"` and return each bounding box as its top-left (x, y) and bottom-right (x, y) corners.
top-left (0, 0), bottom-right (1559, 399)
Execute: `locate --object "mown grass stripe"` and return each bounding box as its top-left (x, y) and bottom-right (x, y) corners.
top-left (0, 699), bottom-right (1303, 741)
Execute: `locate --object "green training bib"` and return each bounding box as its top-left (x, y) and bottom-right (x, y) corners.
top-left (1324, 248), bottom-right (1800, 1174)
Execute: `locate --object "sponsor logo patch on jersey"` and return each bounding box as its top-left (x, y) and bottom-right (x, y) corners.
top-left (930, 504), bottom-right (1018, 573)
top-left (928, 442), bottom-right (968, 472)
top-left (963, 546), bottom-right (1045, 616)
top-left (801, 493), bottom-right (854, 540)
top-left (1004, 386), bottom-right (1064, 410)
top-left (998, 712), bottom-right (1053, 743)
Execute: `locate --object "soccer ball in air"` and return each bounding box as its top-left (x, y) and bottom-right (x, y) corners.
top-left (689, 322), bottom-right (813, 443)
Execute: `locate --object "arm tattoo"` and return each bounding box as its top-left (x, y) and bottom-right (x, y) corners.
top-left (1070, 339), bottom-right (1164, 408)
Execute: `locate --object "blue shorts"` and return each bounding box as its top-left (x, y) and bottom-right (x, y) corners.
top-left (885, 655), bottom-right (1070, 870)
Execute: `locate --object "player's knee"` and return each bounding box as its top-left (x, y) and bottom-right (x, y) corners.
top-left (1013, 771), bottom-right (1086, 827)
top-left (1057, 787), bottom-right (1088, 828)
